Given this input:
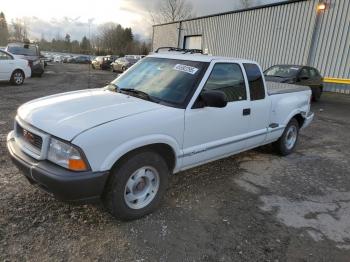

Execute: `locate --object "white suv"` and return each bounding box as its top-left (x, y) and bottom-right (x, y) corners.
top-left (0, 49), bottom-right (31, 85)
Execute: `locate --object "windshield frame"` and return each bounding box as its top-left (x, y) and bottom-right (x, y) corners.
top-left (110, 57), bottom-right (210, 109)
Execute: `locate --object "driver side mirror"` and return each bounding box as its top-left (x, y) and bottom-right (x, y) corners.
top-left (194, 90), bottom-right (227, 108)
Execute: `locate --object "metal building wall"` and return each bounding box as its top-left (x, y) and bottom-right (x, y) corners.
top-left (152, 0), bottom-right (350, 79)
top-left (310, 0), bottom-right (350, 78)
top-left (178, 0), bottom-right (318, 70)
top-left (152, 22), bottom-right (180, 51)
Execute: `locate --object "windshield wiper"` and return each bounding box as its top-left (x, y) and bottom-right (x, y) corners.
top-left (119, 88), bottom-right (158, 103)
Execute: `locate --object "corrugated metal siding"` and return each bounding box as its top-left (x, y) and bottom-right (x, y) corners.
top-left (311, 0), bottom-right (350, 78)
top-left (152, 23), bottom-right (179, 51)
top-left (153, 0), bottom-right (350, 79)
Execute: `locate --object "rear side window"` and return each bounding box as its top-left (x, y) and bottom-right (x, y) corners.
top-left (309, 68), bottom-right (319, 77)
top-left (203, 63), bottom-right (247, 102)
top-left (0, 51), bottom-right (12, 60)
top-left (243, 63), bottom-right (265, 100)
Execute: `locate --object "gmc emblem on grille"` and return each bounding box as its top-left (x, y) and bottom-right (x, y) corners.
top-left (23, 129), bottom-right (35, 144)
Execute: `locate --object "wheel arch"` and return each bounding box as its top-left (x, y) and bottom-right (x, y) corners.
top-left (283, 109), bottom-right (307, 129)
top-left (100, 135), bottom-right (181, 173)
top-left (111, 143), bottom-right (177, 173)
top-left (12, 68), bottom-right (25, 76)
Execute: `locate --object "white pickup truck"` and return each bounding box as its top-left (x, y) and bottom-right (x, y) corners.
top-left (7, 52), bottom-right (314, 220)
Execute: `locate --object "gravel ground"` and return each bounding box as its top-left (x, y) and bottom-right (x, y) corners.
top-left (1, 63), bottom-right (350, 261)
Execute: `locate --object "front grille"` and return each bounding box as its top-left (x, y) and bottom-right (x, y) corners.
top-left (16, 124), bottom-right (43, 150)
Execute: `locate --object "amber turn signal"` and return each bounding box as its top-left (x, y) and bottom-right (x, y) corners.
top-left (68, 158), bottom-right (87, 171)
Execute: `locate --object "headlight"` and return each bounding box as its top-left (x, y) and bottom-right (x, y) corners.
top-left (33, 60), bottom-right (40, 65)
top-left (48, 138), bottom-right (88, 171)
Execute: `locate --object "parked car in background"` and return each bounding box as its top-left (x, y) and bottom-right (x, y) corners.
top-left (63, 55), bottom-right (73, 63)
top-left (53, 55), bottom-right (63, 63)
top-left (91, 56), bottom-right (103, 69)
top-left (91, 55), bottom-right (116, 70)
top-left (264, 65), bottom-right (323, 101)
top-left (74, 55), bottom-right (91, 64)
top-left (0, 49), bottom-right (31, 85)
top-left (7, 52), bottom-right (314, 220)
top-left (111, 57), bottom-right (138, 72)
top-left (102, 55), bottom-right (118, 70)
top-left (6, 42), bottom-right (44, 77)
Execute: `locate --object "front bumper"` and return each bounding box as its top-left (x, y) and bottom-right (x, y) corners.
top-left (31, 63), bottom-right (44, 75)
top-left (301, 111), bottom-right (314, 130)
top-left (7, 134), bottom-right (109, 202)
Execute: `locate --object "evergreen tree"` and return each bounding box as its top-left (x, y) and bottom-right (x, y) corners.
top-left (80, 36), bottom-right (91, 54)
top-left (0, 12), bottom-right (9, 45)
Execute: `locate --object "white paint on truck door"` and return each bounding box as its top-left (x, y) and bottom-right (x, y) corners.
top-left (182, 61), bottom-right (251, 168)
top-left (243, 63), bottom-right (270, 148)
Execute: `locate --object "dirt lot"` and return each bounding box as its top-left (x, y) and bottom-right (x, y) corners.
top-left (1, 63), bottom-right (350, 261)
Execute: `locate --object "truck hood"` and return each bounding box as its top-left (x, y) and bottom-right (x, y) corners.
top-left (17, 89), bottom-right (163, 141)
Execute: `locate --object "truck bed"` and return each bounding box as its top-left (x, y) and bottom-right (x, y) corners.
top-left (266, 81), bottom-right (310, 95)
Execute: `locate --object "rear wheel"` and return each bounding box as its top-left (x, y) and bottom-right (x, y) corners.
top-left (103, 151), bottom-right (169, 220)
top-left (273, 118), bottom-right (299, 156)
top-left (10, 70), bottom-right (25, 85)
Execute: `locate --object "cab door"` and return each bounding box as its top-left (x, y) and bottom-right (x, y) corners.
top-left (0, 51), bottom-right (15, 80)
top-left (182, 61), bottom-right (251, 168)
top-left (242, 63), bottom-right (270, 149)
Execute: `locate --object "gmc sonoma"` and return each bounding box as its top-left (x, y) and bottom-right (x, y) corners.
top-left (7, 52), bottom-right (314, 220)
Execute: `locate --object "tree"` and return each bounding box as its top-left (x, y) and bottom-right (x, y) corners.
top-left (80, 36), bottom-right (91, 54)
top-left (10, 19), bottom-right (28, 41)
top-left (0, 12), bottom-right (9, 45)
top-left (150, 0), bottom-right (194, 24)
top-left (64, 33), bottom-right (71, 52)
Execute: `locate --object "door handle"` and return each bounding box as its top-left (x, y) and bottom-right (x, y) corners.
top-left (243, 108), bottom-right (251, 116)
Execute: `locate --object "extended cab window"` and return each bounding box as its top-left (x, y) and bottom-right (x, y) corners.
top-left (203, 63), bottom-right (246, 102)
top-left (244, 63), bottom-right (265, 100)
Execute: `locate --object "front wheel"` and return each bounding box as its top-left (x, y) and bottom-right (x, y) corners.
top-left (10, 70), bottom-right (25, 85)
top-left (103, 151), bottom-right (169, 220)
top-left (273, 118), bottom-right (299, 156)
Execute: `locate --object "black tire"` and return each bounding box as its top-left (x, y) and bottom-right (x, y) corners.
top-left (122, 66), bottom-right (126, 72)
top-left (91, 64), bottom-right (95, 69)
top-left (103, 151), bottom-right (169, 220)
top-left (273, 118), bottom-right (299, 156)
top-left (10, 70), bottom-right (25, 85)
top-left (312, 86), bottom-right (322, 102)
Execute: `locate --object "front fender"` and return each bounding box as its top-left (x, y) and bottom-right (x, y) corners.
top-left (100, 135), bottom-right (182, 171)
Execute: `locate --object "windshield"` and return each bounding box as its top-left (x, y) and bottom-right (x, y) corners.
top-left (264, 65), bottom-right (300, 78)
top-left (109, 57), bottom-right (208, 107)
top-left (7, 44), bottom-right (38, 56)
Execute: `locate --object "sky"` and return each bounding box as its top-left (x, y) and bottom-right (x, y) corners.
top-left (0, 0), bottom-right (282, 41)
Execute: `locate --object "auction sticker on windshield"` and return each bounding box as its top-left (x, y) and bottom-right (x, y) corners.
top-left (173, 64), bottom-right (199, 75)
